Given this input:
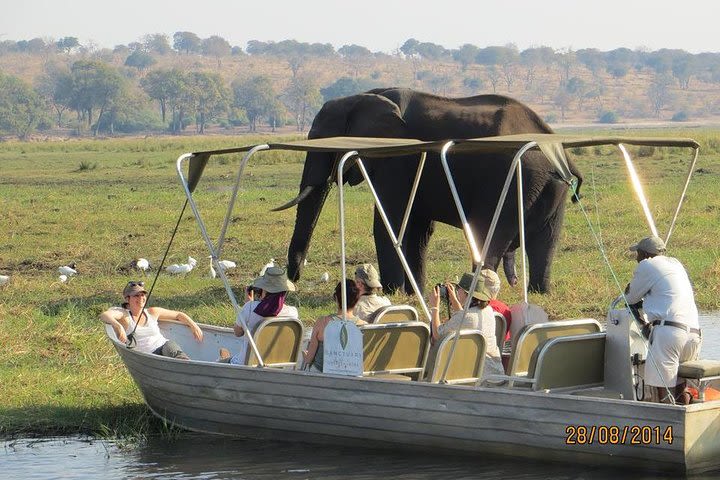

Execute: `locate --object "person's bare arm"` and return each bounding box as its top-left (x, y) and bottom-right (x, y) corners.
top-left (151, 307), bottom-right (203, 341)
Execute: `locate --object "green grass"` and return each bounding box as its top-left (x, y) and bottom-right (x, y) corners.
top-left (1, 131), bottom-right (719, 438)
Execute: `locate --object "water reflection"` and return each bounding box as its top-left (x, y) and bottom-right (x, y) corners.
top-left (3, 315), bottom-right (720, 480)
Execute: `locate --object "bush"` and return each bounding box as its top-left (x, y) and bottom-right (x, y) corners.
top-left (637, 146), bottom-right (655, 157)
top-left (598, 111), bottom-right (619, 124)
top-left (544, 113), bottom-right (558, 123)
top-left (671, 111), bottom-right (689, 122)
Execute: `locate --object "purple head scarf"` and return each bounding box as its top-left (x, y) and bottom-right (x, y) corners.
top-left (254, 291), bottom-right (287, 317)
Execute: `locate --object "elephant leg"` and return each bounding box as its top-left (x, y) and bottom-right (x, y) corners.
top-left (402, 218), bottom-right (434, 295)
top-left (502, 250), bottom-right (519, 287)
top-left (373, 209), bottom-right (405, 294)
top-left (526, 205), bottom-right (566, 293)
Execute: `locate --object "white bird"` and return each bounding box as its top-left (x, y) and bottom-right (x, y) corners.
top-left (259, 258), bottom-right (275, 276)
top-left (209, 263), bottom-right (217, 279)
top-left (320, 271), bottom-right (330, 283)
top-left (133, 258), bottom-right (150, 272)
top-left (58, 263), bottom-right (77, 277)
top-left (0, 275), bottom-right (9, 286)
top-left (59, 274), bottom-right (68, 283)
top-left (165, 256), bottom-right (197, 275)
top-left (218, 259), bottom-right (237, 271)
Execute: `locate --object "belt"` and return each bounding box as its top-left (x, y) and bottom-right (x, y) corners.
top-left (652, 320), bottom-right (701, 335)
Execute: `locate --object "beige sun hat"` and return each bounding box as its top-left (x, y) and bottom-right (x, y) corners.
top-left (355, 263), bottom-right (382, 289)
top-left (123, 281), bottom-right (148, 297)
top-left (629, 235), bottom-right (666, 255)
top-left (252, 266), bottom-right (296, 293)
top-left (457, 269), bottom-right (501, 301)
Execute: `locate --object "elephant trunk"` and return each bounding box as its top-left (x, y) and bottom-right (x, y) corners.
top-left (285, 152), bottom-right (336, 281)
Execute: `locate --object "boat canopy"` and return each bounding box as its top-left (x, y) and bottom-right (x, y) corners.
top-left (186, 134), bottom-right (699, 192)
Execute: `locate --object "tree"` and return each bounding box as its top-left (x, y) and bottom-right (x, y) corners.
top-left (320, 77), bottom-right (378, 102)
top-left (672, 54), bottom-right (696, 90)
top-left (520, 46), bottom-right (555, 88)
top-left (400, 38), bottom-right (420, 57)
top-left (36, 64), bottom-right (73, 127)
top-left (232, 75), bottom-right (276, 132)
top-left (0, 73), bottom-right (48, 139)
top-left (338, 44), bottom-right (373, 58)
top-left (553, 89), bottom-right (572, 122)
top-left (140, 68), bottom-right (186, 125)
top-left (173, 31), bottom-right (201, 54)
top-left (283, 76), bottom-right (322, 131)
top-left (647, 74), bottom-right (674, 118)
top-left (186, 71), bottom-right (228, 133)
top-left (202, 35), bottom-right (232, 67)
top-left (124, 50), bottom-right (156, 72)
top-left (453, 44), bottom-right (480, 71)
top-left (56, 36), bottom-right (79, 54)
top-left (486, 66), bottom-right (501, 93)
top-left (69, 60), bottom-right (125, 136)
top-left (143, 34), bottom-right (172, 55)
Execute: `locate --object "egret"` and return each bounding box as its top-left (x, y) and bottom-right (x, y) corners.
top-left (133, 258), bottom-right (150, 272)
top-left (59, 274), bottom-right (68, 283)
top-left (58, 263), bottom-right (77, 277)
top-left (259, 258), bottom-right (275, 276)
top-left (165, 256), bottom-right (197, 275)
top-left (320, 271), bottom-right (330, 283)
top-left (0, 275), bottom-right (9, 286)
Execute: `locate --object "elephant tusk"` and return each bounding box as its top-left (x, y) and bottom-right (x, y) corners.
top-left (271, 185), bottom-right (316, 211)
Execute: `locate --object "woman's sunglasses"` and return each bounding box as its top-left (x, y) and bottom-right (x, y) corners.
top-left (127, 281), bottom-right (145, 287)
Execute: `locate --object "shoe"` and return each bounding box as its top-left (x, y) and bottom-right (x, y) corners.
top-left (219, 348), bottom-right (231, 360)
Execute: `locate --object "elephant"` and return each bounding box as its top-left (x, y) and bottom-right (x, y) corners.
top-left (276, 88), bottom-right (583, 294)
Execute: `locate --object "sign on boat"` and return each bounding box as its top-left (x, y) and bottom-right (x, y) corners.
top-left (105, 133), bottom-right (720, 474)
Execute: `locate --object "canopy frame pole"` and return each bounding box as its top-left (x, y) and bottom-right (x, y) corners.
top-left (336, 151), bottom-right (359, 320)
top-left (438, 141), bottom-right (536, 383)
top-left (666, 146), bottom-right (700, 244)
top-left (398, 152), bottom-right (427, 244)
top-left (618, 144), bottom-right (658, 238)
top-left (176, 149), bottom-right (267, 367)
top-left (217, 145), bottom-right (270, 257)
top-left (354, 158), bottom-right (431, 321)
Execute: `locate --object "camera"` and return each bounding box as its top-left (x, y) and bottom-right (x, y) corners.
top-left (435, 283), bottom-right (449, 302)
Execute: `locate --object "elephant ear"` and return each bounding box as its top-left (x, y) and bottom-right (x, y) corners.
top-left (342, 94), bottom-right (408, 186)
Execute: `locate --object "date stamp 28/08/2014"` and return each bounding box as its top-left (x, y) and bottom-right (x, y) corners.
top-left (565, 425), bottom-right (674, 445)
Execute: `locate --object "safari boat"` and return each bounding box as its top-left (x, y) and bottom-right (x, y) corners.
top-left (106, 134), bottom-right (720, 474)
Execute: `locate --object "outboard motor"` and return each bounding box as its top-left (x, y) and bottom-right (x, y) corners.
top-left (604, 296), bottom-right (650, 400)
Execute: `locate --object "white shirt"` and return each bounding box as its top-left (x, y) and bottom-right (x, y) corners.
top-left (437, 305), bottom-right (504, 379)
top-left (625, 255), bottom-right (699, 329)
top-left (119, 307), bottom-right (167, 353)
top-left (231, 300), bottom-right (299, 364)
top-left (354, 294), bottom-right (391, 321)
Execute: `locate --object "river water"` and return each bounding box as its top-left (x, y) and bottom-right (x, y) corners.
top-left (4, 314), bottom-right (720, 480)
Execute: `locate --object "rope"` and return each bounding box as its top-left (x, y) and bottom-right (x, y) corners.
top-left (126, 199), bottom-right (189, 347)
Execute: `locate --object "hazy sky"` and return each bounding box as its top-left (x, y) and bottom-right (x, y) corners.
top-left (2, 0), bottom-right (718, 54)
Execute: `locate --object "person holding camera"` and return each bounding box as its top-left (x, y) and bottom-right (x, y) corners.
top-left (426, 269), bottom-right (504, 382)
top-left (219, 266), bottom-right (298, 364)
top-left (353, 263), bottom-right (391, 322)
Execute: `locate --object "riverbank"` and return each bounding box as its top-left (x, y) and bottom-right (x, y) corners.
top-left (1, 131), bottom-right (719, 438)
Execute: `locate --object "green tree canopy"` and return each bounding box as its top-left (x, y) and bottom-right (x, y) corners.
top-left (125, 50), bottom-right (156, 71)
top-left (232, 75), bottom-right (277, 132)
top-left (0, 73), bottom-right (48, 139)
top-left (173, 31), bottom-right (201, 54)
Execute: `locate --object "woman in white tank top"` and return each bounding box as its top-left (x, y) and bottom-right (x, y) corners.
top-left (100, 281), bottom-right (203, 359)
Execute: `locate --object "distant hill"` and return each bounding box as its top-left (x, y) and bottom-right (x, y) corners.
top-left (1, 35), bottom-right (719, 139)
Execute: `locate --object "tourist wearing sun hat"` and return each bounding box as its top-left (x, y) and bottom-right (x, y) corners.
top-left (353, 263), bottom-right (391, 322)
top-left (425, 269), bottom-right (504, 382)
top-left (99, 280), bottom-right (203, 359)
top-left (219, 266), bottom-right (299, 365)
top-left (625, 235), bottom-right (700, 404)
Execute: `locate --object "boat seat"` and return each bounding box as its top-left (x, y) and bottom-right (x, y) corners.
top-left (490, 333), bottom-right (606, 391)
top-left (494, 312), bottom-right (507, 351)
top-left (360, 322), bottom-right (430, 380)
top-left (371, 304), bottom-right (419, 324)
top-left (425, 329), bottom-right (486, 385)
top-left (246, 317), bottom-right (303, 369)
top-left (678, 360), bottom-right (720, 402)
top-left (505, 318), bottom-right (602, 383)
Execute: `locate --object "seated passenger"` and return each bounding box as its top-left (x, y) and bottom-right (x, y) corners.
top-left (353, 263), bottom-right (391, 322)
top-left (426, 270), bottom-right (504, 382)
top-left (100, 280), bottom-right (203, 359)
top-left (219, 266), bottom-right (298, 364)
top-left (303, 279), bottom-right (367, 373)
top-left (486, 269), bottom-right (512, 342)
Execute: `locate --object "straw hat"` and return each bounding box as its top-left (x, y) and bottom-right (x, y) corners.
top-left (355, 263), bottom-right (382, 289)
top-left (457, 269), bottom-right (501, 301)
top-left (252, 266), bottom-right (296, 293)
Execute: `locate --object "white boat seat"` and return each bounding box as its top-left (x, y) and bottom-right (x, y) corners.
top-left (506, 319), bottom-right (602, 382)
top-left (360, 322), bottom-right (430, 380)
top-left (494, 312), bottom-right (507, 352)
top-left (246, 317), bottom-right (304, 369)
top-left (425, 329), bottom-right (486, 385)
top-left (678, 360), bottom-right (720, 402)
top-left (488, 332), bottom-right (606, 392)
top-left (371, 304), bottom-right (419, 324)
